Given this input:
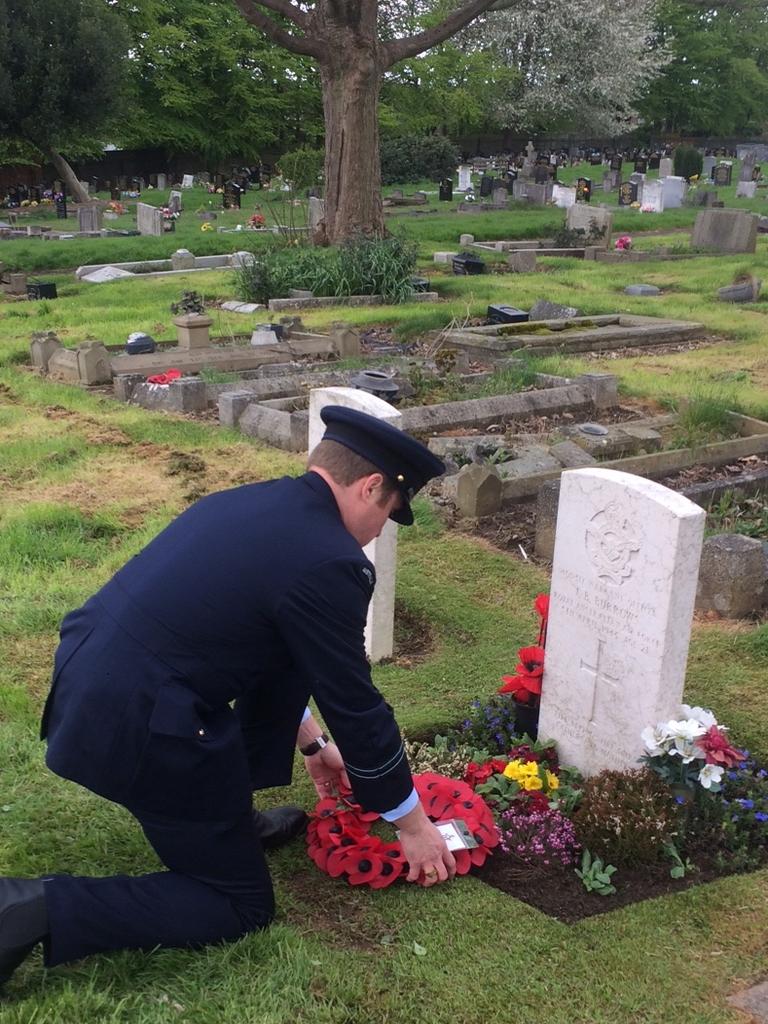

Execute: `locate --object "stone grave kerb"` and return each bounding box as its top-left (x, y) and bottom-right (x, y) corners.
top-left (308, 386), bottom-right (401, 663)
top-left (537, 468), bottom-right (705, 776)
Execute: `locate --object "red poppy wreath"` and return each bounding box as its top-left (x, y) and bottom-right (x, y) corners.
top-left (306, 772), bottom-right (499, 888)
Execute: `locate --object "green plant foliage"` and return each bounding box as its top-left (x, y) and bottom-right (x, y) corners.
top-left (575, 849), bottom-right (618, 895)
top-left (233, 235), bottom-right (418, 305)
top-left (673, 146), bottom-right (704, 181)
top-left (572, 769), bottom-right (677, 866)
top-left (380, 134), bottom-right (460, 186)
top-left (404, 734), bottom-right (487, 777)
top-left (277, 146), bottom-right (325, 193)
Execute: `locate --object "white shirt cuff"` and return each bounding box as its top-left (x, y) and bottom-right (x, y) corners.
top-left (379, 787), bottom-right (419, 822)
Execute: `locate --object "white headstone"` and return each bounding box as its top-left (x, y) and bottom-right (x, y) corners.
top-left (641, 179), bottom-right (664, 213)
top-left (538, 468), bottom-right (705, 776)
top-left (181, 174), bottom-right (195, 189)
top-left (552, 184), bottom-right (577, 208)
top-left (308, 386), bottom-right (400, 663)
top-left (308, 196), bottom-right (325, 234)
top-left (658, 157), bottom-right (674, 178)
top-left (156, 173), bottom-right (167, 191)
top-left (702, 155), bottom-right (716, 177)
top-left (736, 180), bottom-right (758, 199)
top-left (457, 165), bottom-right (473, 192)
top-left (136, 202), bottom-right (164, 236)
top-left (660, 175), bottom-right (687, 208)
top-left (168, 190), bottom-right (183, 214)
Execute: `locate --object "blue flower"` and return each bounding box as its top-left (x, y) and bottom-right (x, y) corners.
top-left (755, 812), bottom-right (768, 822)
top-left (675, 796), bottom-right (688, 805)
top-left (738, 799), bottom-right (755, 810)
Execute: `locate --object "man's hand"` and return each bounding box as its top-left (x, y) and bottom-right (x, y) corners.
top-left (395, 805), bottom-right (456, 887)
top-left (304, 742), bottom-right (351, 798)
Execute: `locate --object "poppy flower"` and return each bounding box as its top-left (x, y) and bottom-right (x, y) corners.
top-left (345, 850), bottom-right (384, 885)
top-left (368, 859), bottom-right (404, 889)
top-left (515, 645), bottom-right (545, 678)
top-left (534, 593), bottom-right (550, 620)
top-left (697, 725), bottom-right (743, 767)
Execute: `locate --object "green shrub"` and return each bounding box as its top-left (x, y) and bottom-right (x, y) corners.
top-left (572, 768), bottom-right (677, 866)
top-left (673, 146), bottom-right (704, 181)
top-left (380, 134), bottom-right (460, 185)
top-left (233, 235), bottom-right (418, 304)
top-left (277, 146), bottom-right (325, 193)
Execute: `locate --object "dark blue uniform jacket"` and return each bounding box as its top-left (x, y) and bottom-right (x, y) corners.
top-left (42, 472), bottom-right (413, 821)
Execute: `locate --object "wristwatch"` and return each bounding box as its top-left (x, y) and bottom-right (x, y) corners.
top-left (300, 732), bottom-right (330, 757)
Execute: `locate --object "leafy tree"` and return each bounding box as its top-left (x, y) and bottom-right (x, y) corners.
top-left (639, 0), bottom-right (768, 135)
top-left (112, 0), bottom-right (322, 165)
top-left (0, 0), bottom-right (129, 201)
top-left (461, 0), bottom-right (665, 134)
top-left (232, 0), bottom-right (523, 243)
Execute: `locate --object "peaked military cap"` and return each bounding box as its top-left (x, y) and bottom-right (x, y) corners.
top-left (319, 405), bottom-right (445, 525)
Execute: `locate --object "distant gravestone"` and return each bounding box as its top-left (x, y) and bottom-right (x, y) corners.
top-left (77, 205), bottom-right (103, 233)
top-left (713, 163), bottom-right (733, 187)
top-left (552, 184), bottom-right (577, 208)
top-left (740, 152), bottom-right (756, 182)
top-left (223, 181), bottom-right (242, 209)
top-left (610, 154), bottom-right (622, 172)
top-left (168, 190), bottom-right (183, 214)
top-left (308, 386), bottom-right (402, 663)
top-left (525, 182), bottom-right (552, 205)
top-left (736, 180), bottom-right (758, 199)
top-left (702, 155), bottom-right (716, 178)
top-left (308, 196), bottom-right (325, 234)
top-left (618, 181), bottom-right (638, 206)
top-left (648, 153), bottom-right (661, 171)
top-left (538, 468), bottom-right (705, 776)
top-left (691, 208), bottom-right (758, 253)
top-left (479, 175), bottom-right (494, 196)
top-left (658, 157), bottom-right (674, 178)
top-left (660, 176), bottom-right (686, 208)
top-left (642, 179), bottom-right (664, 212)
top-left (575, 177), bottom-right (592, 203)
top-left (181, 174), bottom-right (195, 188)
top-left (136, 202), bottom-right (164, 236)
top-left (439, 179), bottom-right (453, 201)
top-left (491, 186), bottom-right (509, 208)
top-left (156, 173), bottom-right (167, 190)
top-left (54, 192), bottom-right (68, 220)
top-left (534, 164), bottom-right (550, 185)
top-left (633, 157), bottom-right (648, 174)
top-left (529, 299), bottom-right (580, 320)
top-left (457, 165), bottom-right (472, 191)
top-left (567, 205), bottom-right (612, 246)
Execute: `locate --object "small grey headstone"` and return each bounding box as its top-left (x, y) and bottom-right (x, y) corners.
top-left (624, 284), bottom-right (661, 296)
top-left (696, 533), bottom-right (767, 618)
top-left (529, 299), bottom-right (580, 321)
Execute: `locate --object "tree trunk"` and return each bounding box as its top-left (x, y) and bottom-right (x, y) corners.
top-left (47, 146), bottom-right (90, 204)
top-left (316, 56), bottom-right (386, 245)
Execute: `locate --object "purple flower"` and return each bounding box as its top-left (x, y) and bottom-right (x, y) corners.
top-left (755, 812), bottom-right (768, 823)
top-left (738, 799), bottom-right (755, 810)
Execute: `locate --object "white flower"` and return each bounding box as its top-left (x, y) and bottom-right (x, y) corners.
top-left (641, 723), bottom-right (672, 756)
top-left (667, 718), bottom-right (707, 743)
top-left (680, 705), bottom-right (718, 729)
top-left (671, 737), bottom-right (701, 763)
top-left (698, 764), bottom-right (724, 790)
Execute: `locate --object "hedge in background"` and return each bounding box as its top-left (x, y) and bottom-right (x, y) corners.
top-left (380, 134), bottom-right (460, 185)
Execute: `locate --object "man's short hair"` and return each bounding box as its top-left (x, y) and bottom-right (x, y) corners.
top-left (308, 440), bottom-right (398, 498)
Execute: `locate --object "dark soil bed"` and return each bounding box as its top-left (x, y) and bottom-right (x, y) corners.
top-left (385, 600), bottom-right (436, 667)
top-left (472, 852), bottom-right (728, 923)
top-left (660, 454), bottom-right (768, 490)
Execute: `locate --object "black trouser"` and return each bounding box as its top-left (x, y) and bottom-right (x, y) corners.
top-left (43, 805), bottom-right (274, 967)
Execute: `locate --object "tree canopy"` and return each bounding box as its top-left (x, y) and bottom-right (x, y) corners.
top-left (112, 0), bottom-right (322, 163)
top-left (638, 0), bottom-right (768, 135)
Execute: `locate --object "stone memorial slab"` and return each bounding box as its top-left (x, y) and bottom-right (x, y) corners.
top-left (566, 205), bottom-right (612, 246)
top-left (308, 386), bottom-right (401, 663)
top-left (457, 165), bottom-right (472, 191)
top-left (660, 176), bottom-right (686, 208)
top-left (702, 155), bottom-right (716, 177)
top-left (308, 196), bottom-right (325, 234)
top-left (642, 180), bottom-right (664, 212)
top-left (736, 180), bottom-right (757, 198)
top-left (137, 202), bottom-right (164, 236)
top-left (552, 185), bottom-right (576, 208)
top-left (538, 468), bottom-right (705, 776)
top-left (181, 174), bottom-right (195, 188)
top-left (168, 190), bottom-right (183, 214)
top-left (691, 208), bottom-right (758, 253)
top-left (658, 157), bottom-right (673, 178)
top-left (81, 266), bottom-right (136, 284)
top-left (77, 205), bottom-right (103, 233)
top-left (156, 173), bottom-right (167, 190)
top-left (713, 163), bottom-right (733, 187)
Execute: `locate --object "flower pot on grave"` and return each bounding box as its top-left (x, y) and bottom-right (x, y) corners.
top-left (513, 698), bottom-right (539, 740)
top-left (173, 313), bottom-right (213, 350)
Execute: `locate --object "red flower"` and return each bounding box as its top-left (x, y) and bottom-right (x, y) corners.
top-left (464, 758), bottom-right (508, 788)
top-left (697, 725), bottom-right (743, 767)
top-left (534, 593), bottom-right (550, 646)
top-left (516, 645), bottom-right (545, 678)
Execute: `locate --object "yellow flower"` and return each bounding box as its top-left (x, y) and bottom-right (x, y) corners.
top-left (523, 776), bottom-right (543, 791)
top-left (201, 222), bottom-right (213, 232)
top-left (546, 771), bottom-right (559, 790)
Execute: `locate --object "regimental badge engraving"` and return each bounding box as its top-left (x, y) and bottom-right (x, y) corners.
top-left (585, 503), bottom-right (640, 585)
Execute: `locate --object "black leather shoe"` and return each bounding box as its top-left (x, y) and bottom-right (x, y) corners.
top-left (0, 878), bottom-right (48, 990)
top-left (252, 806), bottom-right (308, 851)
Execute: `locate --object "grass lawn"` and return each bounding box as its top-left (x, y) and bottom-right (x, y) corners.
top-left (1, 170), bottom-right (768, 1022)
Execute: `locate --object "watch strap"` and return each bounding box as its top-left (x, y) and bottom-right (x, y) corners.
top-left (300, 732), bottom-right (330, 757)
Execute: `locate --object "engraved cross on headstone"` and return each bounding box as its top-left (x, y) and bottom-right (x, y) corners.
top-left (580, 639), bottom-right (620, 724)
